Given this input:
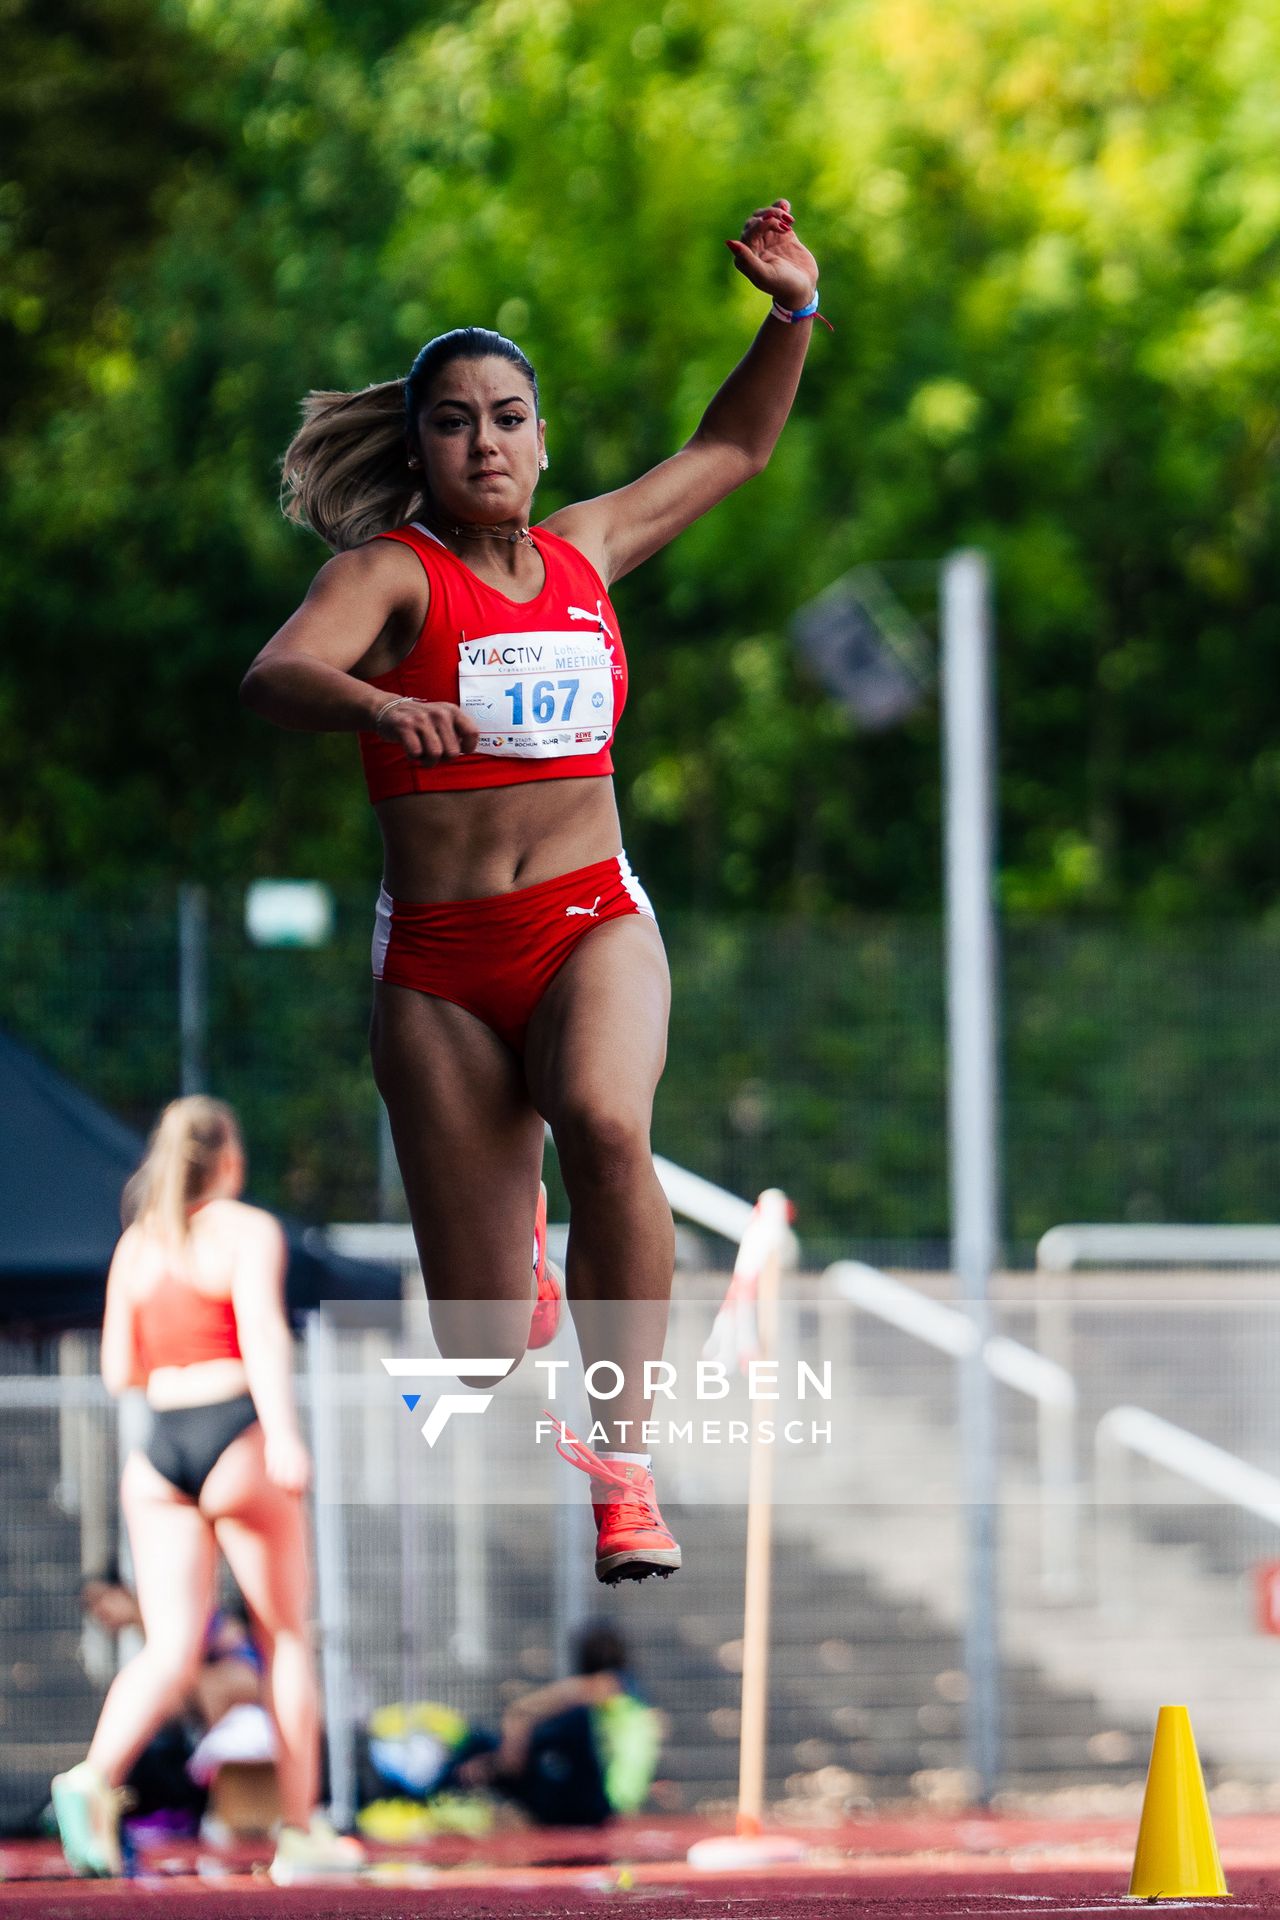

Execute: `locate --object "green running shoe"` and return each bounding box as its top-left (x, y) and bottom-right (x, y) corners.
top-left (51, 1762), bottom-right (124, 1877)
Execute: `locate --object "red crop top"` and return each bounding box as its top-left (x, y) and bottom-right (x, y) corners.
top-left (358, 523), bottom-right (628, 802)
top-left (133, 1272), bottom-right (242, 1376)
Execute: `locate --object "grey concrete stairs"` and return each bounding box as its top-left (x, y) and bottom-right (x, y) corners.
top-left (6, 1266), bottom-right (1276, 1832)
top-left (384, 1499), bottom-right (1154, 1811)
top-left (792, 1277), bottom-right (1280, 1787)
top-left (0, 1407), bottom-right (102, 1831)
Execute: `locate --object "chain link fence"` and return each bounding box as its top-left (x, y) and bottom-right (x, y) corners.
top-left (5, 887), bottom-right (1280, 1827)
top-left (4, 886), bottom-right (1280, 1266)
top-left (9, 1272), bottom-right (1280, 1834)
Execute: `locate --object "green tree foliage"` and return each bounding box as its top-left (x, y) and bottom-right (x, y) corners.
top-left (0, 0), bottom-right (217, 422)
top-left (2, 0), bottom-right (1278, 913)
top-left (5, 884), bottom-right (1279, 1249)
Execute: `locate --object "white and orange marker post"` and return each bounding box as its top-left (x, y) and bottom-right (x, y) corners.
top-left (688, 1189), bottom-right (808, 1871)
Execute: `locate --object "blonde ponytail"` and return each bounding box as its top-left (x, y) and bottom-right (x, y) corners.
top-left (123, 1097), bottom-right (241, 1241)
top-left (280, 380), bottom-right (422, 553)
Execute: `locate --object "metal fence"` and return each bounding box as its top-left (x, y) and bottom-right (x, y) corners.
top-left (5, 886), bottom-right (1280, 1265)
top-left (6, 887), bottom-right (1280, 1824)
top-left (9, 1260), bottom-right (1280, 1833)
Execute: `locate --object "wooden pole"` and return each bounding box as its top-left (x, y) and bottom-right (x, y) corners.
top-left (736, 1236), bottom-right (782, 1837)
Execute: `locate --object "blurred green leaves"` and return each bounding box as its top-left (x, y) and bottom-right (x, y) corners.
top-left (2, 0), bottom-right (1278, 914)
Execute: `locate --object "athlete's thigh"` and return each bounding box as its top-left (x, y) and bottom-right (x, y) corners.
top-left (523, 915), bottom-right (671, 1128)
top-left (120, 1450), bottom-right (217, 1661)
top-left (371, 979), bottom-right (545, 1303)
top-left (203, 1428), bottom-right (311, 1636)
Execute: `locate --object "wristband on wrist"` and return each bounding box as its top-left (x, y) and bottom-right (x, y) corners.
top-left (770, 290), bottom-right (819, 322)
top-left (768, 289), bottom-right (834, 332)
top-left (373, 694), bottom-right (414, 732)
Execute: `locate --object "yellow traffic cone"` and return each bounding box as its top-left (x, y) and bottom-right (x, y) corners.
top-left (1128, 1705), bottom-right (1229, 1900)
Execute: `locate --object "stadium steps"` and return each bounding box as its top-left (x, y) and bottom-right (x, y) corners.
top-left (0, 1436), bottom-right (101, 1831)
top-left (284, 1279), bottom-right (1280, 1804)
top-left (458, 1496), bottom-right (1150, 1808)
top-left (798, 1340), bottom-right (1280, 1786)
top-left (6, 1271), bottom-right (1275, 1824)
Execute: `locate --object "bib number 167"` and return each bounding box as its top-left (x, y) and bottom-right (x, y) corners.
top-left (503, 677), bottom-right (579, 726)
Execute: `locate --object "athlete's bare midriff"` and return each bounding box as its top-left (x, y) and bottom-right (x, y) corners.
top-left (376, 774), bottom-right (624, 901)
top-left (147, 1356), bottom-right (251, 1412)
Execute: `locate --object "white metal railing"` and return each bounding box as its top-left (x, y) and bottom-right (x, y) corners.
top-left (824, 1260), bottom-right (1079, 1598)
top-left (321, 1221), bottom-right (418, 1262)
top-left (304, 1311), bottom-right (358, 1830)
top-left (652, 1154), bottom-right (755, 1243)
top-left (317, 1195), bottom-right (1280, 1734)
top-left (1039, 1220), bottom-right (1280, 1618)
top-left (13, 1198), bottom-right (1280, 1821)
top-left (326, 1193), bottom-right (1085, 1600)
top-left (1095, 1404), bottom-right (1280, 1618)
top-left (1038, 1222), bottom-right (1280, 1272)
top-left (325, 1151), bottom-right (755, 1267)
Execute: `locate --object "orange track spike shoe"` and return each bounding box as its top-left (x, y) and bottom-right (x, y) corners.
top-left (546, 1415), bottom-right (682, 1584)
top-left (528, 1181), bottom-right (563, 1350)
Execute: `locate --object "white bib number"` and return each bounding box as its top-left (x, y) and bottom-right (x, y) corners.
top-left (457, 630), bottom-right (616, 758)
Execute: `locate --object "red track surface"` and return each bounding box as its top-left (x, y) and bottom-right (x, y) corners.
top-left (5, 1815), bottom-right (1279, 1916)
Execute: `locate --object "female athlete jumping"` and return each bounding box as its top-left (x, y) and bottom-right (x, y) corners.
top-left (241, 199), bottom-right (822, 1585)
top-left (51, 1098), bottom-right (361, 1882)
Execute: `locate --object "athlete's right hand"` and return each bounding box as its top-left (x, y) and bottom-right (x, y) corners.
top-left (265, 1428), bottom-right (312, 1494)
top-left (376, 698), bottom-right (480, 761)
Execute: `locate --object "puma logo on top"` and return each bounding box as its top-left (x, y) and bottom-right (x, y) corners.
top-left (568, 602), bottom-right (615, 639)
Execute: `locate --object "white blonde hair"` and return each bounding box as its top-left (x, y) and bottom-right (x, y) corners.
top-left (122, 1096), bottom-right (241, 1240)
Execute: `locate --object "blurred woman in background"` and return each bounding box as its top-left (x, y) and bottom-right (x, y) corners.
top-left (51, 1096), bottom-right (360, 1884)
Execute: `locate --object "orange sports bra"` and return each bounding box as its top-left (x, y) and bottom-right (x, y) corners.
top-left (358, 523), bottom-right (628, 803)
top-left (133, 1270), bottom-right (242, 1376)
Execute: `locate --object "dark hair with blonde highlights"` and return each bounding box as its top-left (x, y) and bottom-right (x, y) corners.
top-left (403, 328), bottom-right (539, 433)
top-left (280, 328), bottom-right (539, 554)
top-left (280, 380), bottom-right (419, 553)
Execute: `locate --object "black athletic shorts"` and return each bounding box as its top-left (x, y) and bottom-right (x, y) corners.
top-left (145, 1394), bottom-right (259, 1501)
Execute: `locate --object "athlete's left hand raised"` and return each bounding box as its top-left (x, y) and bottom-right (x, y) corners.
top-left (726, 199), bottom-right (818, 310)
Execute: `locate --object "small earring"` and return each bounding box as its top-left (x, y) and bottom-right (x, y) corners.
top-left (539, 453), bottom-right (549, 471)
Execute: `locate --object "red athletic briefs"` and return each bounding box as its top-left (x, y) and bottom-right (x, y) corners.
top-left (371, 853), bottom-right (656, 1052)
